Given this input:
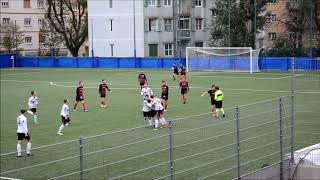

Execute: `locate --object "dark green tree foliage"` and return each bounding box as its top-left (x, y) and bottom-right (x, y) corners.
top-left (209, 0), bottom-right (267, 48)
top-left (46, 0), bottom-right (88, 57)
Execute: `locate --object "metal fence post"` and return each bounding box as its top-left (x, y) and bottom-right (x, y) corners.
top-left (279, 98), bottom-right (284, 180)
top-left (79, 136), bottom-right (84, 180)
top-left (236, 106), bottom-right (241, 180)
top-left (290, 57), bottom-right (295, 163)
top-left (168, 120), bottom-right (174, 180)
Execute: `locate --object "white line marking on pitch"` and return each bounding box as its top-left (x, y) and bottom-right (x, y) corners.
top-left (0, 177), bottom-right (22, 180)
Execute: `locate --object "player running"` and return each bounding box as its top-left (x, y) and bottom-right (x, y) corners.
top-left (138, 69), bottom-right (147, 89)
top-left (161, 80), bottom-right (169, 111)
top-left (172, 63), bottom-right (179, 81)
top-left (179, 77), bottom-right (189, 104)
top-left (179, 63), bottom-right (187, 80)
top-left (141, 83), bottom-right (153, 98)
top-left (99, 79), bottom-right (112, 108)
top-left (27, 91), bottom-right (38, 124)
top-left (214, 86), bottom-right (225, 118)
top-left (201, 84), bottom-right (216, 116)
top-left (17, 109), bottom-right (32, 157)
top-left (142, 95), bottom-right (152, 127)
top-left (57, 98), bottom-right (70, 135)
top-left (73, 81), bottom-right (88, 112)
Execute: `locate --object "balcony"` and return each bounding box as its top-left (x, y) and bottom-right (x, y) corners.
top-left (178, 29), bottom-right (191, 40)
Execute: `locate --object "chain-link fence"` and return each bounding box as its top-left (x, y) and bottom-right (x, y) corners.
top-left (0, 97), bottom-right (293, 180)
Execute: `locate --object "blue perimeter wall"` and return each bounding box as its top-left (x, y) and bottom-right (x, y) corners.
top-left (0, 53), bottom-right (319, 70)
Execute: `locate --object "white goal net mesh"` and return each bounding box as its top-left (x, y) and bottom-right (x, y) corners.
top-left (186, 47), bottom-right (261, 73)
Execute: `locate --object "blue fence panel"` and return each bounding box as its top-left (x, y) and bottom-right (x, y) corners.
top-left (78, 58), bottom-right (94, 68)
top-left (96, 58), bottom-right (119, 68)
top-left (38, 58), bottom-right (54, 68)
top-left (0, 53), bottom-right (15, 68)
top-left (57, 57), bottom-right (78, 68)
top-left (16, 57), bottom-right (38, 67)
top-left (119, 58), bottom-right (135, 68)
top-left (141, 58), bottom-right (162, 68)
top-left (259, 57), bottom-right (289, 70)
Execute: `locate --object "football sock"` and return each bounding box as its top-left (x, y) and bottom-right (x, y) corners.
top-left (33, 115), bottom-right (37, 124)
top-left (216, 109), bottom-right (220, 117)
top-left (65, 123), bottom-right (69, 127)
top-left (27, 110), bottom-right (33, 115)
top-left (154, 120), bottom-right (159, 128)
top-left (17, 144), bottom-right (22, 156)
top-left (26, 142), bottom-right (32, 155)
top-left (82, 102), bottom-right (87, 110)
top-left (73, 102), bottom-right (78, 109)
top-left (211, 107), bottom-right (215, 113)
top-left (173, 75), bottom-right (175, 80)
top-left (149, 120), bottom-right (152, 126)
top-left (221, 108), bottom-right (225, 115)
top-left (58, 125), bottom-right (64, 133)
top-left (160, 118), bottom-right (166, 125)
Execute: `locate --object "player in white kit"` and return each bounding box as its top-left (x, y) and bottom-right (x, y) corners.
top-left (151, 95), bottom-right (167, 129)
top-left (141, 84), bottom-right (153, 98)
top-left (17, 109), bottom-right (32, 157)
top-left (57, 99), bottom-right (70, 135)
top-left (27, 91), bottom-right (38, 124)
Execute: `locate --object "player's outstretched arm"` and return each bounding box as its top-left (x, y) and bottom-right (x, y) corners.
top-left (201, 92), bottom-right (207, 96)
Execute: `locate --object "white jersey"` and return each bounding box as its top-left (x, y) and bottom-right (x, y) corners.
top-left (60, 104), bottom-right (69, 117)
top-left (28, 96), bottom-right (38, 109)
top-left (153, 98), bottom-right (163, 111)
top-left (141, 87), bottom-right (153, 98)
top-left (17, 114), bottom-right (28, 134)
top-left (142, 99), bottom-right (152, 112)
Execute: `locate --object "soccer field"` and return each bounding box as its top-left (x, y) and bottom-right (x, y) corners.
top-left (0, 68), bottom-right (319, 179)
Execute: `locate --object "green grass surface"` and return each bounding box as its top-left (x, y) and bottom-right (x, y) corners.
top-left (0, 68), bottom-right (319, 180)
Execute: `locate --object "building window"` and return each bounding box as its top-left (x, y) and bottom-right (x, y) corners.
top-left (164, 19), bottom-right (172, 32)
top-left (268, 0), bottom-right (276, 3)
top-left (195, 42), bottom-right (203, 47)
top-left (2, 18), bottom-right (10, 25)
top-left (195, 18), bottom-right (203, 30)
top-left (110, 19), bottom-right (113, 32)
top-left (195, 0), bottom-right (202, 7)
top-left (24, 0), bottom-right (31, 8)
top-left (25, 37), bottom-right (32, 44)
top-left (149, 44), bottom-right (158, 57)
top-left (1, 0), bottom-right (9, 8)
top-left (39, 33), bottom-right (45, 44)
top-left (289, 32), bottom-right (296, 41)
top-left (149, 19), bottom-right (157, 31)
top-left (210, 9), bottom-right (217, 16)
top-left (271, 14), bottom-right (276, 21)
top-left (164, 43), bottom-right (173, 56)
top-left (258, 39), bottom-right (264, 48)
top-left (37, 0), bottom-right (44, 8)
top-left (164, 0), bottom-right (171, 6)
top-left (110, 44), bottom-right (114, 57)
top-left (109, 0), bottom-right (112, 8)
top-left (38, 19), bottom-right (44, 26)
top-left (179, 17), bottom-right (190, 30)
top-left (148, 0), bottom-right (156, 6)
top-left (24, 18), bottom-right (31, 26)
top-left (269, 33), bottom-right (277, 40)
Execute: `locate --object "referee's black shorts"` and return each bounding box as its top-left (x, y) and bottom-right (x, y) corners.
top-left (215, 101), bottom-right (223, 108)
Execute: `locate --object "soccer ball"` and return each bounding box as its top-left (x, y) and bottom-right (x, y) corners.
top-left (50, 82), bottom-right (53, 85)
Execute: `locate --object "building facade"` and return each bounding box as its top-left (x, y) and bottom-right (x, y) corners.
top-left (0, 0), bottom-right (46, 55)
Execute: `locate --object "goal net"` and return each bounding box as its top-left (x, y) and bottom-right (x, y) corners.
top-left (186, 47), bottom-right (261, 73)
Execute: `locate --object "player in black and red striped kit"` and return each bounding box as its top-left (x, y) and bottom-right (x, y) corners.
top-left (138, 69), bottom-right (147, 89)
top-left (179, 64), bottom-right (187, 81)
top-left (99, 79), bottom-right (112, 108)
top-left (179, 77), bottom-right (189, 104)
top-left (161, 80), bottom-right (169, 111)
top-left (73, 81), bottom-right (88, 112)
top-left (172, 63), bottom-right (179, 81)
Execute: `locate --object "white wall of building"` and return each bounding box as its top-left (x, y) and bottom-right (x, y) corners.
top-left (88, 0), bottom-right (145, 57)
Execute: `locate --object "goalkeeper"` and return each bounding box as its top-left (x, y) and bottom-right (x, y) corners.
top-left (214, 86), bottom-right (225, 118)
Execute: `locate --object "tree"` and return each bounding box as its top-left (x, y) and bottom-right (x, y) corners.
top-left (46, 0), bottom-right (88, 57)
top-left (209, 0), bottom-right (267, 48)
top-left (39, 20), bottom-right (65, 50)
top-left (0, 24), bottom-right (24, 53)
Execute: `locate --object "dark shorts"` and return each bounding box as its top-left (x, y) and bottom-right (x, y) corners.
top-left (143, 111), bottom-right (150, 117)
top-left (30, 108), bottom-right (37, 113)
top-left (61, 115), bottom-right (71, 124)
top-left (173, 71), bottom-right (179, 75)
top-left (139, 82), bottom-right (145, 86)
top-left (161, 94), bottom-right (168, 100)
top-left (100, 93), bottom-right (106, 98)
top-left (17, 133), bottom-right (31, 141)
top-left (149, 110), bottom-right (156, 117)
top-left (76, 96), bottom-right (84, 102)
top-left (211, 98), bottom-right (216, 106)
top-left (181, 89), bottom-right (188, 95)
top-left (180, 72), bottom-right (186, 76)
top-left (215, 101), bottom-right (223, 108)
top-left (156, 110), bottom-right (163, 116)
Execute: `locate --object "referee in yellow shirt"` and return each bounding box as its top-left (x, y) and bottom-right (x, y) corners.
top-left (214, 86), bottom-right (225, 118)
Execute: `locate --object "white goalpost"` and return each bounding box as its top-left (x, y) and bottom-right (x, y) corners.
top-left (186, 47), bottom-right (261, 74)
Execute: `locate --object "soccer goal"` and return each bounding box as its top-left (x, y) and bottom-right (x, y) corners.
top-left (186, 47), bottom-right (261, 73)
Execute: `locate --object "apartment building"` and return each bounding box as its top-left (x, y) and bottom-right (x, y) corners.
top-left (88, 0), bottom-right (213, 57)
top-left (0, 0), bottom-right (46, 55)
